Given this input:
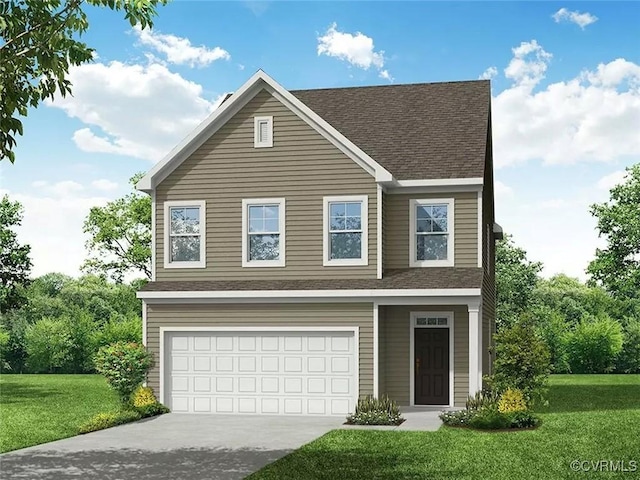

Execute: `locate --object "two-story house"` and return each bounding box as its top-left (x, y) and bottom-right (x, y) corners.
top-left (136, 70), bottom-right (499, 416)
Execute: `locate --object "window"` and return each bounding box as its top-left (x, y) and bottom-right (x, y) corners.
top-left (242, 198), bottom-right (285, 267)
top-left (323, 195), bottom-right (368, 266)
top-left (164, 201), bottom-right (206, 268)
top-left (254, 116), bottom-right (273, 148)
top-left (409, 198), bottom-right (454, 267)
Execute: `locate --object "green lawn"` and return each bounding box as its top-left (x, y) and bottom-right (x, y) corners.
top-left (0, 374), bottom-right (120, 453)
top-left (249, 375), bottom-right (640, 480)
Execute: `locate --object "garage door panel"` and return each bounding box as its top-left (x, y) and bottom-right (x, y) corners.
top-left (166, 330), bottom-right (356, 415)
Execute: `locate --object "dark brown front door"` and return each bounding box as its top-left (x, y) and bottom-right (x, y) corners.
top-left (414, 328), bottom-right (450, 405)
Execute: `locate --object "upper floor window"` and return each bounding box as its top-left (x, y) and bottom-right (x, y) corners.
top-left (164, 201), bottom-right (206, 269)
top-left (242, 198), bottom-right (285, 267)
top-left (409, 198), bottom-right (454, 267)
top-left (323, 195), bottom-right (368, 266)
top-left (254, 116), bottom-right (273, 148)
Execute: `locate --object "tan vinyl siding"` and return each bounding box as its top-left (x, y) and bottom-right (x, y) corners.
top-left (156, 88), bottom-right (377, 281)
top-left (384, 192), bottom-right (478, 269)
top-left (381, 305), bottom-right (469, 407)
top-left (146, 303), bottom-right (373, 398)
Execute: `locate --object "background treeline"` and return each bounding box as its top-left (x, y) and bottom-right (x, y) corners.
top-left (0, 274), bottom-right (143, 373)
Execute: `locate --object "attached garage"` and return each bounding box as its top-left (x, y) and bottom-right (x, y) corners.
top-left (161, 327), bottom-right (358, 416)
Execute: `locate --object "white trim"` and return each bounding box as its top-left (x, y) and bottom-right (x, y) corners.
top-left (409, 198), bottom-right (455, 267)
top-left (386, 185), bottom-right (483, 195)
top-left (373, 302), bottom-right (379, 397)
top-left (376, 185), bottom-right (383, 279)
top-left (393, 178), bottom-right (483, 188)
top-left (409, 311), bottom-right (454, 408)
top-left (477, 190), bottom-right (483, 268)
top-left (163, 200), bottom-right (206, 269)
top-left (138, 288), bottom-right (482, 300)
top-left (151, 190), bottom-right (156, 281)
top-left (136, 70), bottom-right (393, 192)
top-left (478, 304), bottom-right (483, 389)
top-left (158, 326), bottom-right (360, 412)
top-left (253, 116), bottom-right (273, 148)
top-left (468, 304), bottom-right (481, 396)
top-left (322, 195), bottom-right (368, 267)
top-left (142, 300), bottom-right (147, 346)
top-left (241, 198), bottom-right (286, 267)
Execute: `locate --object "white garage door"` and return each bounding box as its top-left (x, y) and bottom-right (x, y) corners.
top-left (164, 330), bottom-right (357, 416)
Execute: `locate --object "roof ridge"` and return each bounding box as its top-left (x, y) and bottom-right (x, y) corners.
top-left (291, 79), bottom-right (489, 93)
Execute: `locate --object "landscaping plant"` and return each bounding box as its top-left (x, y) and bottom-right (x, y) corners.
top-left (346, 395), bottom-right (404, 426)
top-left (567, 316), bottom-right (623, 373)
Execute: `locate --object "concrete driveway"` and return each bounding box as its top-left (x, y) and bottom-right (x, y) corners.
top-left (0, 413), bottom-right (343, 480)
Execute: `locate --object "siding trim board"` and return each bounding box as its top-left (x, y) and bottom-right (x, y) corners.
top-left (139, 289), bottom-right (482, 300)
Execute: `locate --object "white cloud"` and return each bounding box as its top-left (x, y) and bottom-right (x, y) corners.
top-left (91, 179), bottom-right (119, 192)
top-left (552, 8), bottom-right (598, 29)
top-left (317, 23), bottom-right (392, 81)
top-left (31, 180), bottom-right (85, 197)
top-left (494, 180), bottom-right (514, 199)
top-left (479, 66), bottom-right (498, 80)
top-left (492, 40), bottom-right (640, 168)
top-left (597, 170), bottom-right (628, 191)
top-left (134, 27), bottom-right (230, 68)
top-left (47, 60), bottom-right (218, 162)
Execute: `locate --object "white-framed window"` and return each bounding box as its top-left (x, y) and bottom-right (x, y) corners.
top-left (242, 198), bottom-right (285, 267)
top-left (254, 116), bottom-right (273, 148)
top-left (164, 200), bottom-right (206, 269)
top-left (409, 198), bottom-right (454, 267)
top-left (323, 195), bottom-right (368, 266)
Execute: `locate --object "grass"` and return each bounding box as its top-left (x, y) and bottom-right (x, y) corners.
top-left (248, 375), bottom-right (640, 480)
top-left (0, 374), bottom-right (120, 453)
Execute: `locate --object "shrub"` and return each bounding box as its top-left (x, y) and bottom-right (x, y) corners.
top-left (509, 411), bottom-right (542, 429)
top-left (135, 402), bottom-right (170, 418)
top-left (64, 310), bottom-right (96, 373)
top-left (0, 325), bottom-right (10, 370)
top-left (490, 314), bottom-right (551, 407)
top-left (468, 409), bottom-right (512, 430)
top-left (94, 342), bottom-right (153, 404)
top-left (132, 386), bottom-right (157, 407)
top-left (78, 410), bottom-right (141, 434)
top-left (346, 395), bottom-right (404, 426)
top-left (498, 388), bottom-right (527, 414)
top-left (93, 315), bottom-right (142, 349)
top-left (567, 316), bottom-right (623, 373)
top-left (535, 307), bottom-right (571, 373)
top-left (466, 389), bottom-right (499, 411)
top-left (24, 317), bottom-right (72, 373)
top-left (615, 318), bottom-right (640, 373)
top-left (439, 409), bottom-right (476, 427)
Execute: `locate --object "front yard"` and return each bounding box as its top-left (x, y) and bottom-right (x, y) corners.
top-left (249, 375), bottom-right (640, 479)
top-left (0, 374), bottom-right (120, 453)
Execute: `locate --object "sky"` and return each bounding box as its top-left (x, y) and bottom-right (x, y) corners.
top-left (1, 1), bottom-right (639, 282)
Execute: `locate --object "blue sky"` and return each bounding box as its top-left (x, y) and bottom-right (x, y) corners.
top-left (1, 1), bottom-right (639, 281)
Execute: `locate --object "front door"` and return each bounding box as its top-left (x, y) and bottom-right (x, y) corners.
top-left (414, 328), bottom-right (450, 405)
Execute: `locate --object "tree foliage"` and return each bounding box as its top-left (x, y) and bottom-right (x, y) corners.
top-left (0, 195), bottom-right (32, 312)
top-left (587, 164), bottom-right (640, 297)
top-left (495, 234), bottom-right (542, 330)
top-left (82, 173), bottom-right (152, 282)
top-left (1, 0), bottom-right (167, 162)
top-left (566, 316), bottom-right (623, 373)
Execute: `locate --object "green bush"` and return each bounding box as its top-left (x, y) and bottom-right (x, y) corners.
top-left (0, 325), bottom-right (10, 370)
top-left (490, 314), bottom-right (551, 407)
top-left (94, 342), bottom-right (153, 404)
top-left (78, 410), bottom-right (141, 434)
top-left (466, 389), bottom-right (499, 411)
top-left (567, 316), bottom-right (623, 373)
top-left (346, 395), bottom-right (404, 426)
top-left (65, 310), bottom-right (96, 373)
top-left (509, 411), bottom-right (542, 429)
top-left (24, 317), bottom-right (72, 373)
top-left (135, 402), bottom-right (170, 418)
top-left (93, 315), bottom-right (142, 349)
top-left (615, 318), bottom-right (640, 373)
top-left (535, 307), bottom-right (570, 373)
top-left (468, 409), bottom-right (512, 430)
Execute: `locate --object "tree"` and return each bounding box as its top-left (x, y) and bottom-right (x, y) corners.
top-left (587, 164), bottom-right (640, 297)
top-left (1, 0), bottom-right (167, 162)
top-left (0, 195), bottom-right (32, 312)
top-left (82, 174), bottom-right (151, 281)
top-left (566, 316), bottom-right (623, 373)
top-left (495, 234), bottom-right (543, 330)
top-left (24, 317), bottom-right (71, 373)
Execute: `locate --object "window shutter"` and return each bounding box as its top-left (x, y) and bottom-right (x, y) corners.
top-left (259, 120), bottom-right (269, 144)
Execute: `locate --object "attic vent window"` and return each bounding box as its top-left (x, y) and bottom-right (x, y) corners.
top-left (254, 116), bottom-right (273, 148)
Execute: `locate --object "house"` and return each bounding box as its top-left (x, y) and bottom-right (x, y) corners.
top-left (136, 70), bottom-right (499, 416)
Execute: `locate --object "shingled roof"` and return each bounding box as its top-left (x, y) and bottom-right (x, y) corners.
top-left (291, 80), bottom-right (491, 180)
top-left (139, 268), bottom-right (483, 292)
